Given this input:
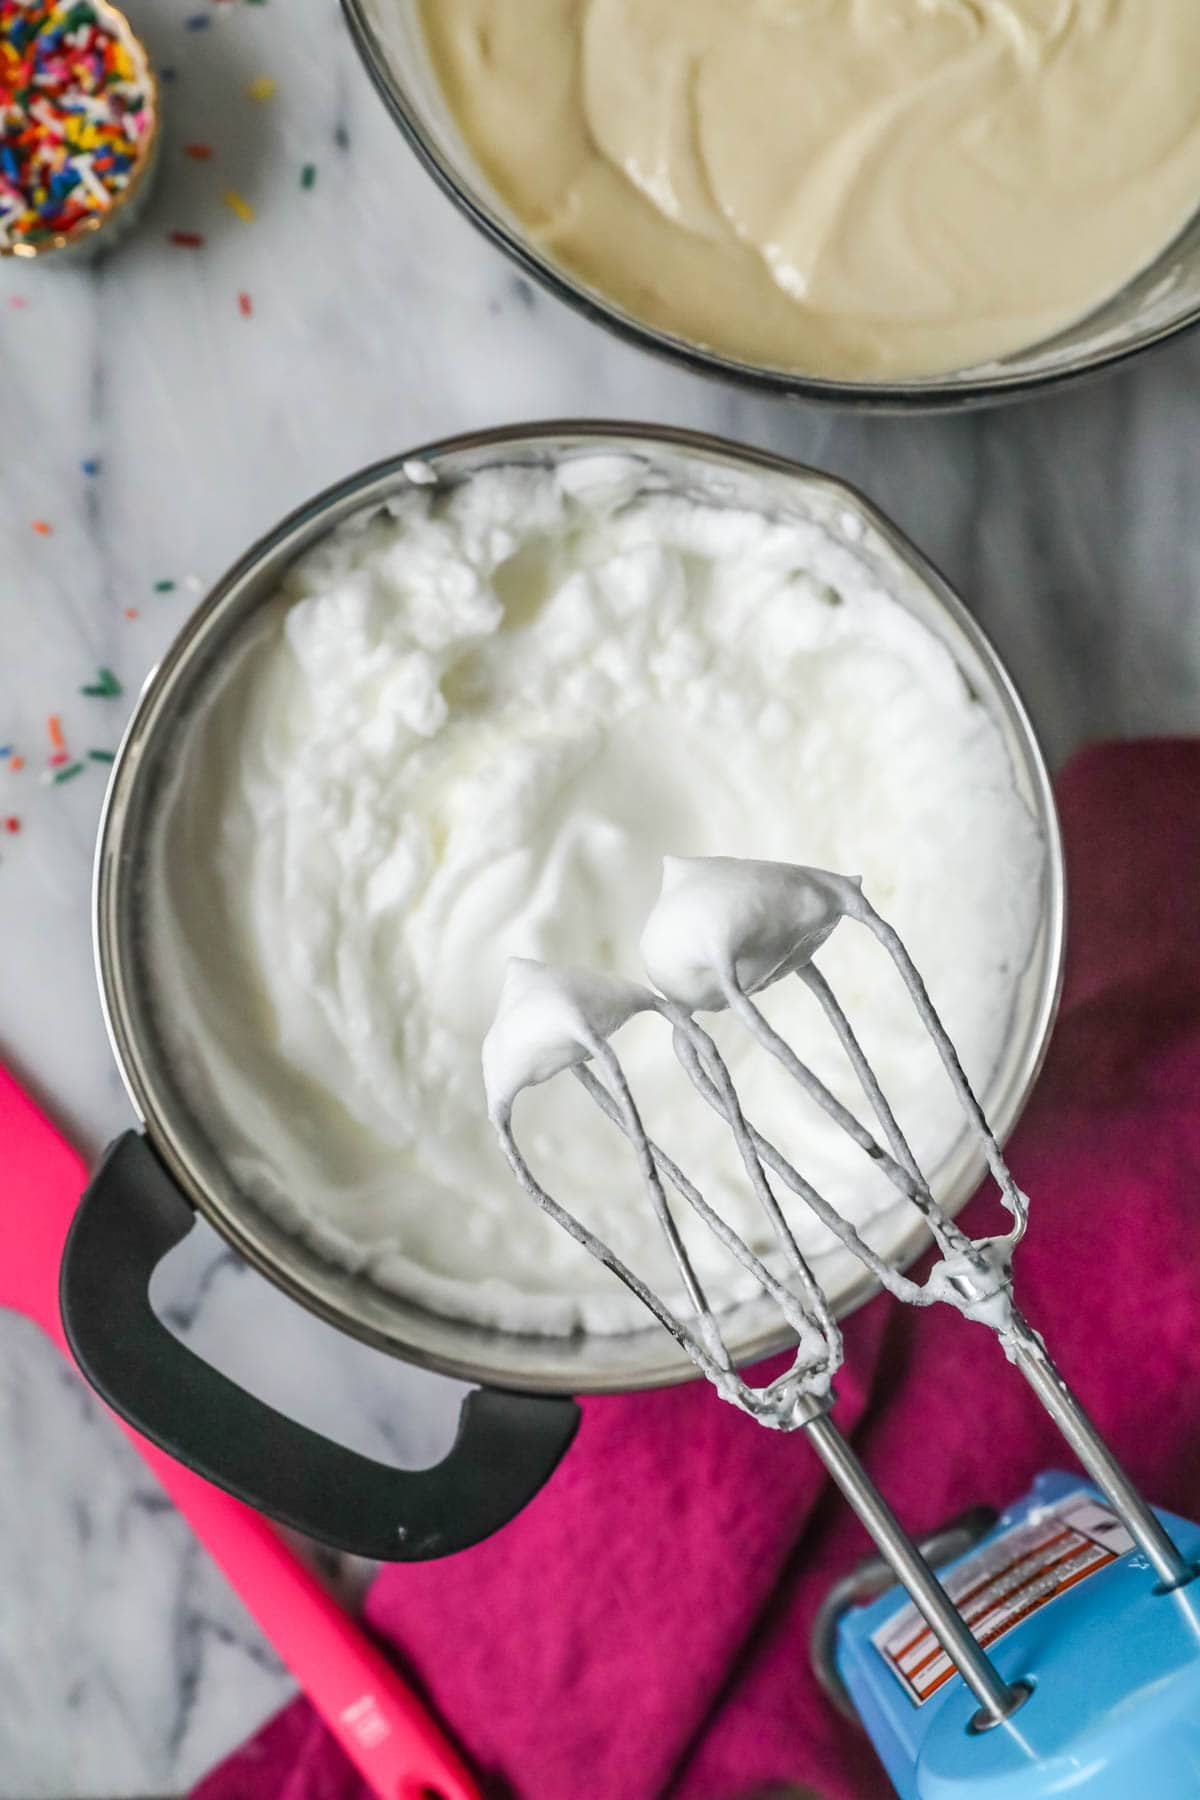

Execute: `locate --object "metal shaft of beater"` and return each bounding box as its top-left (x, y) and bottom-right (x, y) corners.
top-left (803, 1412), bottom-right (1025, 1724)
top-left (1006, 1312), bottom-right (1194, 1590)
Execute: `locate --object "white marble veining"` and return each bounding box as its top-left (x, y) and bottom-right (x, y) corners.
top-left (1, 0), bottom-right (1199, 1793)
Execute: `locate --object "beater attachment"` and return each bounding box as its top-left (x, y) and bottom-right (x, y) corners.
top-left (483, 857), bottom-right (1194, 1726)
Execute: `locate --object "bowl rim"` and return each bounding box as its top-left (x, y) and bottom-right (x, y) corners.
top-left (341, 0), bottom-right (1200, 412)
top-left (93, 419), bottom-right (1067, 1393)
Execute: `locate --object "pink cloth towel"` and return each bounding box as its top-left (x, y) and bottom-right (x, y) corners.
top-left (192, 741), bottom-right (1200, 1800)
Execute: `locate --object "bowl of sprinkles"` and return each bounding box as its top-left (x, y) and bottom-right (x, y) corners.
top-left (0, 0), bottom-right (157, 259)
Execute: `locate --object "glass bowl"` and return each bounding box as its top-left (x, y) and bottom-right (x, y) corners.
top-left (343, 0), bottom-right (1200, 411)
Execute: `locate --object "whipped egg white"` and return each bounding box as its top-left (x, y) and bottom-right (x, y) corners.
top-left (145, 455), bottom-right (1043, 1333)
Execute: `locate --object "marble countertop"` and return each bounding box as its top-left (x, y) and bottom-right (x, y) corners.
top-left (2, 1), bottom-right (1199, 1793)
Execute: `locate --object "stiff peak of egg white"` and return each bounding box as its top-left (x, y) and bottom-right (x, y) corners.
top-left (641, 855), bottom-right (856, 1012)
top-left (483, 856), bottom-right (857, 1111)
top-left (482, 956), bottom-right (655, 1119)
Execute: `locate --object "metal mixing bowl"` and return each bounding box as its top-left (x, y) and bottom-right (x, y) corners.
top-left (343, 0), bottom-right (1200, 409)
top-left (94, 423), bottom-right (1065, 1396)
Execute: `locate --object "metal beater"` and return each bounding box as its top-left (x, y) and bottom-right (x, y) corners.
top-left (482, 856), bottom-right (1200, 1794)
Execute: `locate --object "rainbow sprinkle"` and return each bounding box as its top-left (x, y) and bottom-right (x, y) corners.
top-left (0, 0), bottom-right (154, 251)
top-left (80, 665), bottom-right (120, 697)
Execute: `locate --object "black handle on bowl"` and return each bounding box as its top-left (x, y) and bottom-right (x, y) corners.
top-left (60, 1132), bottom-right (580, 1560)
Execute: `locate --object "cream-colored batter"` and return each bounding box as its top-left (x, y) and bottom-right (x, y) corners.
top-left (420, 0), bottom-right (1200, 379)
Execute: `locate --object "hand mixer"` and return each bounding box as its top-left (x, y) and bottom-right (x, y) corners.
top-left (482, 855), bottom-right (1200, 1799)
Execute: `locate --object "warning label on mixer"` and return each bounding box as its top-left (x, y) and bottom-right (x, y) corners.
top-left (871, 1490), bottom-right (1134, 1705)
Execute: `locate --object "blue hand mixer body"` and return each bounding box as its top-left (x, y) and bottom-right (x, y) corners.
top-left (836, 1470), bottom-right (1200, 1798)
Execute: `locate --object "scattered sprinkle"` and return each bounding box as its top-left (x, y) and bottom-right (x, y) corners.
top-left (223, 186), bottom-right (253, 223)
top-left (184, 142), bottom-right (214, 161)
top-left (48, 750), bottom-right (68, 767)
top-left (238, 290), bottom-right (252, 317)
top-left (81, 458), bottom-right (99, 476)
top-left (184, 12), bottom-right (210, 28)
top-left (334, 123), bottom-right (349, 151)
top-left (87, 748), bottom-right (115, 764)
top-left (0, 746), bottom-right (11, 758)
top-left (154, 578), bottom-right (176, 592)
top-left (0, 0), bottom-right (156, 253)
top-left (4, 816), bottom-right (19, 833)
top-left (31, 518), bottom-right (52, 535)
top-left (300, 162), bottom-right (316, 190)
top-left (9, 755), bottom-right (24, 772)
top-left (183, 574), bottom-right (203, 592)
top-left (53, 761), bottom-right (84, 785)
top-left (81, 666), bottom-right (122, 698)
top-left (246, 74), bottom-right (275, 101)
top-left (169, 229), bottom-right (204, 247)
top-left (8, 294), bottom-right (27, 309)
top-left (47, 714), bottom-right (65, 751)
top-left (123, 606), bottom-right (139, 619)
